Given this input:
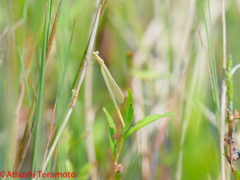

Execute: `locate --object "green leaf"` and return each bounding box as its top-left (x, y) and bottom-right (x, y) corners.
top-left (103, 108), bottom-right (117, 157)
top-left (103, 107), bottom-right (116, 131)
top-left (123, 88), bottom-right (134, 134)
top-left (124, 113), bottom-right (175, 140)
top-left (235, 170), bottom-right (240, 180)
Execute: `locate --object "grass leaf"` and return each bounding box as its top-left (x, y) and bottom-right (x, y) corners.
top-left (31, 0), bottom-right (52, 171)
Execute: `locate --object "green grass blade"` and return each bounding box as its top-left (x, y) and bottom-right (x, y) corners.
top-left (31, 0), bottom-right (52, 172)
top-left (124, 113), bottom-right (175, 140)
top-left (58, 20), bottom-right (75, 99)
top-left (201, 0), bottom-right (220, 123)
top-left (55, 20), bottom-right (75, 134)
top-left (22, 0), bottom-right (28, 57)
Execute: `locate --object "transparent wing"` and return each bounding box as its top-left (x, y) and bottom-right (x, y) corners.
top-left (102, 64), bottom-right (124, 104)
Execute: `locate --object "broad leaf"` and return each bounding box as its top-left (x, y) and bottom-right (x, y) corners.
top-left (122, 88), bottom-right (134, 134)
top-left (124, 113), bottom-right (174, 140)
top-left (103, 107), bottom-right (117, 157)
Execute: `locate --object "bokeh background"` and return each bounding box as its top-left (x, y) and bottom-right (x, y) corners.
top-left (0, 0), bottom-right (240, 179)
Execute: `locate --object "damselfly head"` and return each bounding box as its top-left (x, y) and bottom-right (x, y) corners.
top-left (88, 52), bottom-right (97, 65)
top-left (92, 51), bottom-right (99, 57)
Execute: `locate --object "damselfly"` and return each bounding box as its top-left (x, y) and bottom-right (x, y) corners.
top-left (92, 51), bottom-right (125, 127)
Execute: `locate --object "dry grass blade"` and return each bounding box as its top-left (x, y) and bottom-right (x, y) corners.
top-left (14, 85), bottom-right (38, 173)
top-left (14, 116), bottom-right (36, 173)
top-left (45, 0), bottom-right (63, 65)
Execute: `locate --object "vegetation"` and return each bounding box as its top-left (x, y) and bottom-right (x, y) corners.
top-left (1, 0), bottom-right (240, 179)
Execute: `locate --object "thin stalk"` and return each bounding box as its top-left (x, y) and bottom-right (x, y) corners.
top-left (198, 30), bottom-right (216, 107)
top-left (22, 0), bottom-right (28, 58)
top-left (201, 0), bottom-right (220, 123)
top-left (208, 0), bottom-right (220, 114)
top-left (31, 0), bottom-right (52, 173)
top-left (42, 94), bottom-right (58, 169)
top-left (41, 108), bottom-right (72, 177)
top-left (58, 19), bottom-right (75, 100)
top-left (114, 136), bottom-right (124, 179)
top-left (84, 2), bottom-right (100, 178)
top-left (114, 136), bottom-right (124, 166)
top-left (220, 0), bottom-right (227, 179)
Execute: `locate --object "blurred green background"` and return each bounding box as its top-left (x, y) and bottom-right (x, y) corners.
top-left (0, 0), bottom-right (240, 179)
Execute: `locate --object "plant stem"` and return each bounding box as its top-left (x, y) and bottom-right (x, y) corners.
top-left (113, 135), bottom-right (124, 180)
top-left (114, 136), bottom-right (124, 166)
top-left (220, 0), bottom-right (227, 179)
top-left (31, 0), bottom-right (52, 174)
